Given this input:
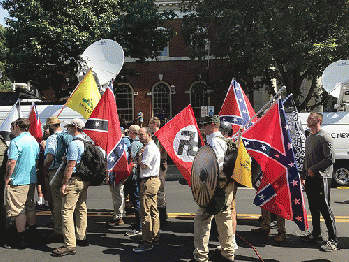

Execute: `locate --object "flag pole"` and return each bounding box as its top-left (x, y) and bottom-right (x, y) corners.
top-left (236, 127), bottom-right (243, 148)
top-left (57, 68), bottom-right (93, 117)
top-left (229, 86), bottom-right (286, 140)
top-left (245, 85), bottom-right (286, 128)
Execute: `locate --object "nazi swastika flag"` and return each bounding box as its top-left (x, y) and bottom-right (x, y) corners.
top-left (155, 105), bottom-right (204, 186)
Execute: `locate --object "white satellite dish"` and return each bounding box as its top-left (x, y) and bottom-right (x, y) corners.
top-left (81, 39), bottom-right (124, 85)
top-left (322, 60), bottom-right (349, 98)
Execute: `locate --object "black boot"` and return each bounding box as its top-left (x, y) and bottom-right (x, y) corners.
top-left (159, 207), bottom-right (168, 229)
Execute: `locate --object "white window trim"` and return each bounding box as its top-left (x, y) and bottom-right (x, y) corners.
top-left (152, 81), bottom-right (172, 119)
top-left (115, 83), bottom-right (135, 122)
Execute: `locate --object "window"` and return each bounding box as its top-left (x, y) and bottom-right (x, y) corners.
top-left (113, 83), bottom-right (134, 123)
top-left (190, 26), bottom-right (210, 55)
top-left (152, 82), bottom-right (171, 122)
top-left (190, 81), bottom-right (210, 118)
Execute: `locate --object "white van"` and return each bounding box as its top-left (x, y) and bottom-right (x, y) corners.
top-left (298, 112), bottom-right (349, 186)
top-left (0, 103), bottom-right (85, 141)
top-left (0, 103), bottom-right (85, 124)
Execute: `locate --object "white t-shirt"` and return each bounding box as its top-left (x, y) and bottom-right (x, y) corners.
top-left (206, 131), bottom-right (227, 173)
top-left (140, 140), bottom-right (160, 179)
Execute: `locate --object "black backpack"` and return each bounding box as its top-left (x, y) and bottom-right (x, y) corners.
top-left (73, 137), bottom-right (107, 186)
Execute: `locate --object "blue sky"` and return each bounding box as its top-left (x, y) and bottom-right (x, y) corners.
top-left (0, 6), bottom-right (9, 26)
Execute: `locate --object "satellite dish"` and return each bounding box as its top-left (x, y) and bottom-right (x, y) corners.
top-left (81, 39), bottom-right (124, 86)
top-left (322, 60), bottom-right (349, 98)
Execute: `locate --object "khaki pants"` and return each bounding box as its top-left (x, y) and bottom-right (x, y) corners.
top-left (47, 169), bottom-right (63, 234)
top-left (260, 209), bottom-right (286, 234)
top-left (193, 182), bottom-right (236, 262)
top-left (109, 182), bottom-right (125, 220)
top-left (62, 177), bottom-right (88, 248)
top-left (140, 176), bottom-right (161, 244)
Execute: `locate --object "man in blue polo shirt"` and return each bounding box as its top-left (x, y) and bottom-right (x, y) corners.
top-left (5, 118), bottom-right (40, 248)
top-left (52, 119), bottom-right (87, 257)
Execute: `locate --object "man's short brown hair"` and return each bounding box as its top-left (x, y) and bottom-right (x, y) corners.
top-left (15, 118), bottom-right (30, 132)
top-left (310, 112), bottom-right (323, 125)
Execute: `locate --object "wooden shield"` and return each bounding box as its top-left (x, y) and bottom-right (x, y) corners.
top-left (191, 145), bottom-right (218, 208)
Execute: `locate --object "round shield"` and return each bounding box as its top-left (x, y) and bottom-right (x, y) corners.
top-left (191, 145), bottom-right (219, 208)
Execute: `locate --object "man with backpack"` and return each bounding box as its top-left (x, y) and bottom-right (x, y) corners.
top-left (42, 116), bottom-right (73, 242)
top-left (52, 119), bottom-right (88, 257)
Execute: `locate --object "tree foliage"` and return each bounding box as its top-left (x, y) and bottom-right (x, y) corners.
top-left (0, 25), bottom-right (11, 92)
top-left (1, 0), bottom-right (174, 99)
top-left (182, 0), bottom-right (349, 110)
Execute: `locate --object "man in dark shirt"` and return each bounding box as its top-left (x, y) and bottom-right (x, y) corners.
top-left (300, 112), bottom-right (337, 252)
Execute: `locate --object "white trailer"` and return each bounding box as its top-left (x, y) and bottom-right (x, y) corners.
top-left (0, 103), bottom-right (85, 131)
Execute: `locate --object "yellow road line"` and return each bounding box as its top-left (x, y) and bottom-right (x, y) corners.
top-left (36, 211), bottom-right (349, 222)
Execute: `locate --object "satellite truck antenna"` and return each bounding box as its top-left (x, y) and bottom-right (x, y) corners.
top-left (322, 60), bottom-right (349, 111)
top-left (78, 39), bottom-right (125, 91)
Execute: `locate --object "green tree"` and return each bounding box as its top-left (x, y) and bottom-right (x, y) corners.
top-left (1, 0), bottom-right (174, 99)
top-left (0, 25), bottom-right (11, 92)
top-left (182, 0), bottom-right (349, 110)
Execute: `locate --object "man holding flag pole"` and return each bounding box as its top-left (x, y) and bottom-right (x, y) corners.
top-left (192, 115), bottom-right (236, 262)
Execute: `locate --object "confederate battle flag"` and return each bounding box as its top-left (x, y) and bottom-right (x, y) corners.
top-left (155, 105), bottom-right (204, 186)
top-left (241, 99), bottom-right (309, 231)
top-left (219, 79), bottom-right (257, 136)
top-left (28, 102), bottom-right (42, 143)
top-left (84, 84), bottom-right (130, 185)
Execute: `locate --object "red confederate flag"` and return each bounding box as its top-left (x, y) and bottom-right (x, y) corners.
top-left (28, 102), bottom-right (42, 142)
top-left (84, 84), bottom-right (130, 185)
top-left (242, 99), bottom-right (308, 231)
top-left (219, 80), bottom-right (257, 136)
top-left (155, 105), bottom-right (204, 186)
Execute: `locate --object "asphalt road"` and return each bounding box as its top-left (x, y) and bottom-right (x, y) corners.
top-left (1, 175), bottom-right (349, 261)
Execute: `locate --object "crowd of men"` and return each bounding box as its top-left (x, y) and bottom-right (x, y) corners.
top-left (0, 111), bottom-right (340, 261)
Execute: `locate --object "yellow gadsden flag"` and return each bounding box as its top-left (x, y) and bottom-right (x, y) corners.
top-left (232, 140), bottom-right (253, 188)
top-left (66, 70), bottom-right (101, 119)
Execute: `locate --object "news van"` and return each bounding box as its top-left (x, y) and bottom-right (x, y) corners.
top-left (298, 112), bottom-right (349, 186)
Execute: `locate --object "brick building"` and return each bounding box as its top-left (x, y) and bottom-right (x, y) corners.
top-left (113, 1), bottom-right (237, 126)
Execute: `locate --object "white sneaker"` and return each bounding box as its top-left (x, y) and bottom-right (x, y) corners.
top-left (217, 243), bottom-right (238, 251)
top-left (320, 240), bottom-right (338, 252)
top-left (125, 229), bottom-right (142, 237)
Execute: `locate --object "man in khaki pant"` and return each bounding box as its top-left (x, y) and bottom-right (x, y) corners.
top-left (133, 127), bottom-right (161, 253)
top-left (42, 116), bottom-right (72, 242)
top-left (192, 116), bottom-right (235, 262)
top-left (52, 119), bottom-right (87, 257)
top-left (5, 119), bottom-right (40, 248)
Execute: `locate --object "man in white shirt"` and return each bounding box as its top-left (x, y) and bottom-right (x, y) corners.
top-left (133, 127), bottom-right (161, 253)
top-left (192, 115), bottom-right (235, 262)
